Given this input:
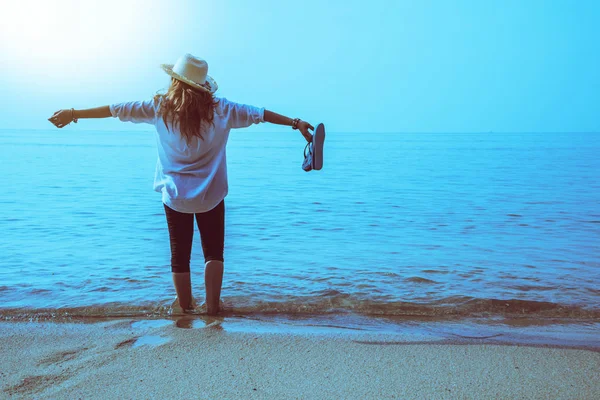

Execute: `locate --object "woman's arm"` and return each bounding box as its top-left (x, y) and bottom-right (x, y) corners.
top-left (48, 106), bottom-right (111, 128)
top-left (264, 109), bottom-right (314, 142)
top-left (73, 106), bottom-right (112, 119)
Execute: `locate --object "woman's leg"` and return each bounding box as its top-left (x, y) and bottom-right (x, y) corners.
top-left (195, 200), bottom-right (225, 315)
top-left (172, 272), bottom-right (193, 310)
top-left (204, 260), bottom-right (224, 315)
top-left (163, 203), bottom-right (195, 310)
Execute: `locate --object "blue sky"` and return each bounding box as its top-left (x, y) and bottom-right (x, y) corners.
top-left (0, 0), bottom-right (598, 133)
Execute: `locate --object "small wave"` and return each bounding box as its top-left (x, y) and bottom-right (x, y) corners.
top-left (90, 286), bottom-right (115, 292)
top-left (404, 277), bottom-right (438, 284)
top-left (524, 201), bottom-right (563, 205)
top-left (509, 285), bottom-right (556, 292)
top-left (379, 272), bottom-right (401, 278)
top-left (30, 289), bottom-right (52, 295)
top-left (421, 269), bottom-right (450, 274)
top-left (126, 279), bottom-right (150, 284)
top-left (2, 296), bottom-right (597, 322)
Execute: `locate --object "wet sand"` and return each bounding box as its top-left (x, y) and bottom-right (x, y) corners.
top-left (1, 318), bottom-right (599, 399)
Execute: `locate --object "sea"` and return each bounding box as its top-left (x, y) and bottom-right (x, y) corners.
top-left (1, 129), bottom-right (599, 344)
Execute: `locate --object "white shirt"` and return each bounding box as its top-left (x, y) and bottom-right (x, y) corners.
top-left (110, 96), bottom-right (265, 213)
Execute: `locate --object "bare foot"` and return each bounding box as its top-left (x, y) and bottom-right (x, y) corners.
top-left (202, 299), bottom-right (224, 316)
top-left (171, 298), bottom-right (199, 315)
top-left (206, 306), bottom-right (220, 316)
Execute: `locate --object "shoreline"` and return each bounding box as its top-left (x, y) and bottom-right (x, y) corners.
top-left (2, 312), bottom-right (599, 350)
top-left (2, 318), bottom-right (600, 398)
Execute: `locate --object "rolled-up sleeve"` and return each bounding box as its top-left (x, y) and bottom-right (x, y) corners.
top-left (221, 98), bottom-right (265, 129)
top-left (109, 98), bottom-right (157, 125)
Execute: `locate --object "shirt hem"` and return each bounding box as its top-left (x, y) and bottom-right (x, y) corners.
top-left (162, 191), bottom-right (227, 214)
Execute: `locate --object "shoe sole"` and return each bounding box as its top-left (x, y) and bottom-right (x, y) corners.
top-left (313, 123), bottom-right (325, 170)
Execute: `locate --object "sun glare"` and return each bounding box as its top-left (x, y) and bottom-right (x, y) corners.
top-left (0, 0), bottom-right (165, 80)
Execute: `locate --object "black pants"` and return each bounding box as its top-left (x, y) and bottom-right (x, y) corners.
top-left (163, 200), bottom-right (225, 273)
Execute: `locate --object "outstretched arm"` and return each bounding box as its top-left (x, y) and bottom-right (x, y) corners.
top-left (48, 106), bottom-right (111, 128)
top-left (264, 109), bottom-right (314, 142)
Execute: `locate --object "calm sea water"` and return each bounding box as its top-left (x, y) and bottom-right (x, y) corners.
top-left (1, 129), bottom-right (599, 322)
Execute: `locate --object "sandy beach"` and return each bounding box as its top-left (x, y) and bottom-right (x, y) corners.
top-left (1, 318), bottom-right (599, 399)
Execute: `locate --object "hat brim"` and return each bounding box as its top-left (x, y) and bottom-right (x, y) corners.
top-left (160, 64), bottom-right (218, 94)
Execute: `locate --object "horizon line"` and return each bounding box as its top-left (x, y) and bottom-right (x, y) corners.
top-left (1, 128), bottom-right (599, 135)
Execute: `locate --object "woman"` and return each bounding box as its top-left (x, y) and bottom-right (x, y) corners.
top-left (48, 53), bottom-right (324, 316)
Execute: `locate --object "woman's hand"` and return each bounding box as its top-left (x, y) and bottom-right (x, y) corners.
top-left (48, 109), bottom-right (74, 128)
top-left (297, 120), bottom-right (314, 142)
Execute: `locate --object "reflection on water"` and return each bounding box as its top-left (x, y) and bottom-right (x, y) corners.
top-left (132, 335), bottom-right (170, 348)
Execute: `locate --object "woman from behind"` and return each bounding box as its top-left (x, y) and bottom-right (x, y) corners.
top-left (48, 53), bottom-right (315, 315)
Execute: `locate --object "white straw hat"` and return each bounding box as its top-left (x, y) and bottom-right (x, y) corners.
top-left (160, 53), bottom-right (218, 93)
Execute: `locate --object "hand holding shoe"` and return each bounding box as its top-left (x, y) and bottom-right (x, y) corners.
top-left (297, 120), bottom-right (314, 142)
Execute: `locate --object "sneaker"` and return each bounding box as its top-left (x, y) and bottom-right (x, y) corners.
top-left (302, 123), bottom-right (326, 172)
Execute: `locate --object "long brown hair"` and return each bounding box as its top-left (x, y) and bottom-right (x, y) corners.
top-left (154, 77), bottom-right (217, 144)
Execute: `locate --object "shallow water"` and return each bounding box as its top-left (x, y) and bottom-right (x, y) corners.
top-left (1, 129), bottom-right (599, 322)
